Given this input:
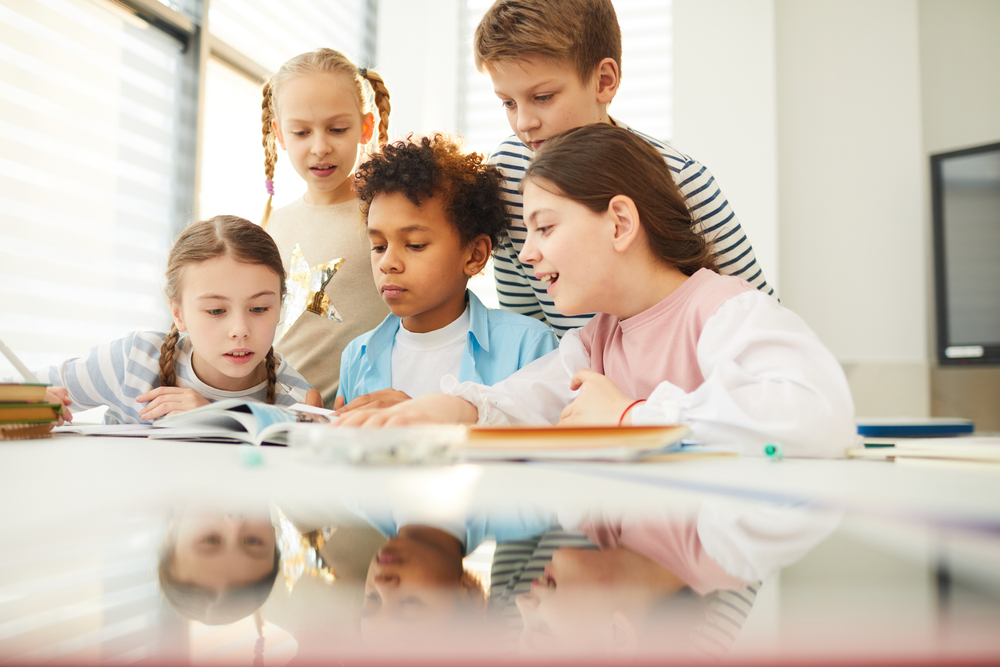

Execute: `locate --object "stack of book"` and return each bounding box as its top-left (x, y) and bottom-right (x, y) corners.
top-left (0, 383), bottom-right (63, 441)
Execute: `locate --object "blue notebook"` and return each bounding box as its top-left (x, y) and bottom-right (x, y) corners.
top-left (856, 417), bottom-right (974, 438)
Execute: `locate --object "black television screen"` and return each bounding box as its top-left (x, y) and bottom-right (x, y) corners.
top-left (931, 141), bottom-right (1000, 365)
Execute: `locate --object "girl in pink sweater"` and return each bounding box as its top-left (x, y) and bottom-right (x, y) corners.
top-left (338, 124), bottom-right (855, 458)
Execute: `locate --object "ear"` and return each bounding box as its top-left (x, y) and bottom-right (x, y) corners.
top-left (169, 300), bottom-right (187, 333)
top-left (594, 57), bottom-right (620, 105)
top-left (607, 194), bottom-right (642, 253)
top-left (607, 610), bottom-right (639, 658)
top-left (272, 119), bottom-right (286, 150)
top-left (464, 234), bottom-right (492, 277)
top-left (360, 112), bottom-right (375, 144)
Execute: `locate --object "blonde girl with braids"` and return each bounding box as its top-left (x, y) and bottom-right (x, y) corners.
top-left (260, 48), bottom-right (393, 409)
top-left (37, 216), bottom-right (321, 425)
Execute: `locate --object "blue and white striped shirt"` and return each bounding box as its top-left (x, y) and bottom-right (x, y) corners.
top-left (34, 331), bottom-right (313, 424)
top-left (488, 119), bottom-right (775, 337)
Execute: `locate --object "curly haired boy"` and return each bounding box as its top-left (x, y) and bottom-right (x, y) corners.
top-left (335, 134), bottom-right (559, 414)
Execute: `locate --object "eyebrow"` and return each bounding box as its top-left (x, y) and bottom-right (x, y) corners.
top-left (197, 290), bottom-right (276, 301)
top-left (284, 113), bottom-right (355, 124)
top-left (367, 224), bottom-right (433, 235)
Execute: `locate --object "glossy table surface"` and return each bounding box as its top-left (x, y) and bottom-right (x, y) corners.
top-left (2, 431), bottom-right (1000, 665)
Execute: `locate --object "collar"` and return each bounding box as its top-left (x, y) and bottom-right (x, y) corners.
top-left (361, 289), bottom-right (490, 358)
top-left (466, 290), bottom-right (491, 353)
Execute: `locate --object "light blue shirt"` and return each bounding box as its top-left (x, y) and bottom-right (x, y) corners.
top-left (337, 290), bottom-right (559, 404)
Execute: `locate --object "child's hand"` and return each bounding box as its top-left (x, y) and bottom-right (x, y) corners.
top-left (137, 387), bottom-right (210, 421)
top-left (558, 369), bottom-right (633, 426)
top-left (335, 388), bottom-right (411, 415)
top-left (335, 394), bottom-right (477, 427)
top-left (305, 389), bottom-right (323, 408)
top-left (45, 387), bottom-right (73, 425)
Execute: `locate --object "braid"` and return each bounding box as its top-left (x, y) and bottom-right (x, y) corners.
top-left (261, 79), bottom-right (278, 229)
top-left (159, 324), bottom-right (181, 389)
top-left (363, 69), bottom-right (392, 148)
top-left (264, 347), bottom-right (278, 404)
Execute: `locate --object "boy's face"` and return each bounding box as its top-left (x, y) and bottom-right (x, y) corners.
top-left (361, 536), bottom-right (467, 642)
top-left (487, 55), bottom-right (609, 152)
top-left (367, 192), bottom-right (476, 333)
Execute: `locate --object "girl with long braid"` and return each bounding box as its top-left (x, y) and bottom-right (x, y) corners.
top-left (260, 48), bottom-right (394, 409)
top-left (38, 216), bottom-right (320, 425)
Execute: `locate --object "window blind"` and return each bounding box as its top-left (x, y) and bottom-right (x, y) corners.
top-left (0, 0), bottom-right (189, 378)
top-left (208, 0), bottom-right (367, 74)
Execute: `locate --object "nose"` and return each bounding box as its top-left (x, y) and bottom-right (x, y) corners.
top-left (311, 132), bottom-right (331, 156)
top-left (518, 230), bottom-right (541, 266)
top-left (378, 244), bottom-right (403, 274)
top-left (375, 571), bottom-right (399, 588)
top-left (229, 312), bottom-right (250, 338)
top-left (516, 107), bottom-right (539, 134)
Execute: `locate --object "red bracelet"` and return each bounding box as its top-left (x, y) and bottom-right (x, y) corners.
top-left (619, 399), bottom-right (646, 426)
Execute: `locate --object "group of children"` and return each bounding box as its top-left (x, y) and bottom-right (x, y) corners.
top-left (21, 0), bottom-right (860, 651)
top-left (38, 0), bottom-right (855, 459)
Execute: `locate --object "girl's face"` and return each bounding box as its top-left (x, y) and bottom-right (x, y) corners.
top-left (273, 72), bottom-right (374, 206)
top-left (519, 179), bottom-right (619, 316)
top-left (170, 255), bottom-right (282, 392)
top-left (169, 512), bottom-right (276, 592)
top-left (515, 548), bottom-right (622, 655)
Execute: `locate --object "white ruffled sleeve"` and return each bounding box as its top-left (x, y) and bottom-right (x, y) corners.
top-left (443, 328), bottom-right (589, 425)
top-left (631, 291), bottom-right (857, 458)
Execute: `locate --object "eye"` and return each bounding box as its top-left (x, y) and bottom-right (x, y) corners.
top-left (501, 99), bottom-right (516, 109)
top-left (371, 245), bottom-right (387, 254)
top-left (330, 127), bottom-right (348, 134)
top-left (292, 130), bottom-right (308, 137)
top-left (400, 597), bottom-right (425, 606)
top-left (406, 244), bottom-right (427, 250)
top-left (243, 535), bottom-right (265, 547)
top-left (536, 225), bottom-right (553, 236)
top-left (206, 308), bottom-right (225, 316)
top-left (200, 533), bottom-right (222, 546)
top-left (250, 306), bottom-right (270, 314)
top-left (534, 94), bottom-right (553, 103)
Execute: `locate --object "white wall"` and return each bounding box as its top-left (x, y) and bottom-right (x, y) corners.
top-left (674, 0), bottom-right (932, 416)
top-left (672, 0), bottom-right (780, 292)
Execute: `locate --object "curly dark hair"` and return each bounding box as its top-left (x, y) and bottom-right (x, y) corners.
top-left (354, 133), bottom-right (510, 250)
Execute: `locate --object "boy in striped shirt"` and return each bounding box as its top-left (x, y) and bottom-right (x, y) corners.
top-left (474, 0), bottom-right (775, 337)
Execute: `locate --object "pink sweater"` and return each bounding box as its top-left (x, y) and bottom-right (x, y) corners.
top-left (580, 269), bottom-right (755, 397)
top-left (578, 513), bottom-right (749, 595)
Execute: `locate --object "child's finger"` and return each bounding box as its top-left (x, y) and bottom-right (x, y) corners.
top-left (333, 395), bottom-right (346, 410)
top-left (305, 389), bottom-right (323, 408)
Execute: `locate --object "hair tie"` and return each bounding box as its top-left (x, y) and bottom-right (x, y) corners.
top-left (358, 67), bottom-right (368, 79)
top-left (265, 179), bottom-right (274, 196)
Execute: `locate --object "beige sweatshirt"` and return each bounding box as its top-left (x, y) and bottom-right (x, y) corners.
top-left (267, 197), bottom-right (389, 408)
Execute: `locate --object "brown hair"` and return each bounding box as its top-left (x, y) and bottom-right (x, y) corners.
top-left (161, 215), bottom-right (286, 403)
top-left (523, 124), bottom-right (717, 275)
top-left (473, 0), bottom-right (622, 84)
top-left (261, 48), bottom-right (392, 227)
top-left (354, 133), bottom-right (509, 249)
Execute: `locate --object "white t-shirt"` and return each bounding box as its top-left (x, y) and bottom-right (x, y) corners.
top-left (390, 306), bottom-right (470, 398)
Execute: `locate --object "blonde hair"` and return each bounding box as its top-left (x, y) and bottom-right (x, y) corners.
top-left (473, 0), bottom-right (622, 84)
top-left (161, 216), bottom-right (286, 404)
top-left (261, 48), bottom-right (392, 227)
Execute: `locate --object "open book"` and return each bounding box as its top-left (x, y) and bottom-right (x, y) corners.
top-left (149, 399), bottom-right (335, 445)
